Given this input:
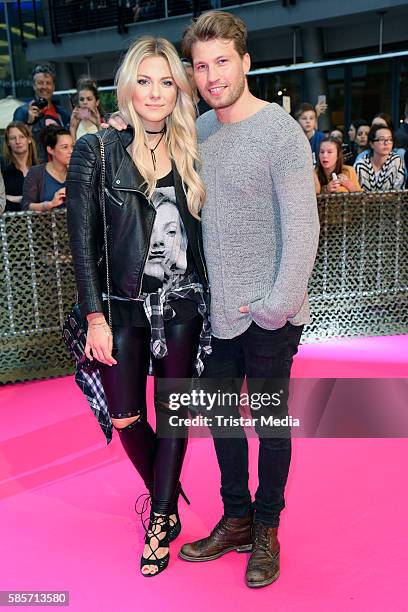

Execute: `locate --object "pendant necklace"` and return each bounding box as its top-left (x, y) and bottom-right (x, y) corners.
top-left (145, 127), bottom-right (166, 171)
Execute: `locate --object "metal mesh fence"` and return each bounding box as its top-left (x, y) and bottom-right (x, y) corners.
top-left (304, 191), bottom-right (408, 342)
top-left (0, 210), bottom-right (76, 383)
top-left (1, 191), bottom-right (407, 384)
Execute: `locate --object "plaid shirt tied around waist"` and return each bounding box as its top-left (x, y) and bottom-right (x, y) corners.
top-left (77, 273), bottom-right (212, 444)
top-left (141, 275), bottom-right (212, 376)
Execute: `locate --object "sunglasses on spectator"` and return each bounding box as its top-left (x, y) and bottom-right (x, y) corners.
top-left (373, 138), bottom-right (394, 144)
top-left (32, 64), bottom-right (55, 78)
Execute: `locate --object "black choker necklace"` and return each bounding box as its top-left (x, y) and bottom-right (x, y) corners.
top-left (145, 127), bottom-right (166, 134)
top-left (145, 127), bottom-right (166, 170)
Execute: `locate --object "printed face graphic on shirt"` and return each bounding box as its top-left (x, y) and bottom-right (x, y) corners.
top-left (144, 187), bottom-right (187, 285)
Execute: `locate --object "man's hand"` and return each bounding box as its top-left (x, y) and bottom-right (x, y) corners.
top-left (101, 113), bottom-right (128, 131)
top-left (27, 100), bottom-right (41, 124)
top-left (315, 100), bottom-right (328, 117)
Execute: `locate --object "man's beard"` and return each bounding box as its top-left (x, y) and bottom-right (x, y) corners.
top-left (202, 74), bottom-right (246, 110)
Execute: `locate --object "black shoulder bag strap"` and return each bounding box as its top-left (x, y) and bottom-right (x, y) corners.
top-left (95, 131), bottom-right (112, 330)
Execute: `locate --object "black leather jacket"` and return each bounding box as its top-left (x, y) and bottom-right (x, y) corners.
top-left (66, 127), bottom-right (209, 319)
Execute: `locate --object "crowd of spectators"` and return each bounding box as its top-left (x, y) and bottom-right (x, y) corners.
top-left (0, 65), bottom-right (97, 214)
top-left (1, 61), bottom-right (408, 215)
top-left (297, 99), bottom-right (408, 194)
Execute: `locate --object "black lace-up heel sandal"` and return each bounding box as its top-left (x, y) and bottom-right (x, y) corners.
top-left (135, 492), bottom-right (152, 529)
top-left (168, 484), bottom-right (190, 542)
top-left (140, 513), bottom-right (170, 577)
top-left (135, 487), bottom-right (190, 543)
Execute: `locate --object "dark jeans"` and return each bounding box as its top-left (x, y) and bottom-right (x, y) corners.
top-left (99, 316), bottom-right (202, 514)
top-left (202, 321), bottom-right (303, 527)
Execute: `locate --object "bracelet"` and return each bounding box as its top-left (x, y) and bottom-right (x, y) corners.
top-left (42, 201), bottom-right (49, 211)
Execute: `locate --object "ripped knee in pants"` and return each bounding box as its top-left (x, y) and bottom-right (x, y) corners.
top-left (112, 414), bottom-right (141, 430)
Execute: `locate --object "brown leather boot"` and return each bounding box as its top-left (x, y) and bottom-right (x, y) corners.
top-left (179, 515), bottom-right (252, 562)
top-left (245, 523), bottom-right (280, 588)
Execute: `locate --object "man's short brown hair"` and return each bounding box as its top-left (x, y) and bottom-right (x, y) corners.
top-left (295, 103), bottom-right (316, 120)
top-left (182, 11), bottom-right (248, 59)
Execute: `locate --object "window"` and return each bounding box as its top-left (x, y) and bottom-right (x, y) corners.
top-left (350, 60), bottom-right (392, 122)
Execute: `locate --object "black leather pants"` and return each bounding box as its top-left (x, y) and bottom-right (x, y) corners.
top-left (99, 316), bottom-right (202, 514)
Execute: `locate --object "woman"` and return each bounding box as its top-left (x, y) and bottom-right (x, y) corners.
top-left (66, 37), bottom-right (209, 578)
top-left (354, 122), bottom-right (370, 157)
top-left (70, 79), bottom-right (102, 142)
top-left (371, 112), bottom-right (393, 130)
top-left (330, 126), bottom-right (354, 164)
top-left (21, 125), bottom-right (73, 211)
top-left (347, 118), bottom-right (368, 163)
top-left (354, 125), bottom-right (406, 192)
top-left (315, 136), bottom-right (362, 194)
top-left (330, 127), bottom-right (344, 143)
top-left (1, 121), bottom-right (38, 212)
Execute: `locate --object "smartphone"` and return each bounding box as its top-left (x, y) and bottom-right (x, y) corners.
top-left (78, 108), bottom-right (91, 120)
top-left (317, 95), bottom-right (326, 105)
top-left (282, 95), bottom-right (291, 114)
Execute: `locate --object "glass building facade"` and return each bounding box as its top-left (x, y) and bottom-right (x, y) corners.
top-left (248, 54), bottom-right (408, 132)
top-left (0, 1), bottom-right (44, 100)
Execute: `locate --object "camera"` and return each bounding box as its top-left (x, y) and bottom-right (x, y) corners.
top-left (33, 97), bottom-right (48, 110)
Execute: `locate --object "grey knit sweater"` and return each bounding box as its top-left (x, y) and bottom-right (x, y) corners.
top-left (197, 103), bottom-right (320, 339)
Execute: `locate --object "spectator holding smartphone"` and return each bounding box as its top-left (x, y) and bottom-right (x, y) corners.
top-left (21, 126), bottom-right (73, 212)
top-left (315, 136), bottom-right (362, 194)
top-left (70, 79), bottom-right (103, 142)
top-left (13, 64), bottom-right (70, 162)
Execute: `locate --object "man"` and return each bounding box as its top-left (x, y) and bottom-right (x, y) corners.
top-left (177, 12), bottom-right (319, 588)
top-left (296, 102), bottom-right (325, 165)
top-left (13, 64), bottom-right (70, 162)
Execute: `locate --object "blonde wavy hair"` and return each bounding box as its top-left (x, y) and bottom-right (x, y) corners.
top-left (115, 36), bottom-right (205, 219)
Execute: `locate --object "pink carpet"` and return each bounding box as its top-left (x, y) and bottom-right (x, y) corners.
top-left (1, 336), bottom-right (407, 611)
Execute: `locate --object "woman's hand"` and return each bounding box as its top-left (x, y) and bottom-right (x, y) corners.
top-left (50, 187), bottom-right (66, 208)
top-left (338, 173), bottom-right (353, 191)
top-left (85, 314), bottom-right (117, 366)
top-left (70, 107), bottom-right (81, 128)
top-left (88, 107), bottom-right (101, 127)
top-left (326, 179), bottom-right (341, 193)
